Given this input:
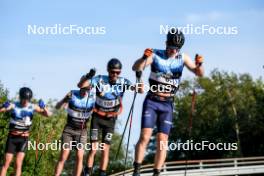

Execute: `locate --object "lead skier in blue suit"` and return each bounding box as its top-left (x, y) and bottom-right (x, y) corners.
top-left (132, 29), bottom-right (204, 176)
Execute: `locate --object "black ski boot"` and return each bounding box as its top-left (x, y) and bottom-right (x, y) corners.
top-left (83, 167), bottom-right (92, 176)
top-left (99, 169), bottom-right (107, 176)
top-left (153, 169), bottom-right (161, 176)
top-left (132, 162), bottom-right (141, 176)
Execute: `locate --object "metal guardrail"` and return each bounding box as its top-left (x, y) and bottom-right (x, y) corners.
top-left (111, 156), bottom-right (264, 176)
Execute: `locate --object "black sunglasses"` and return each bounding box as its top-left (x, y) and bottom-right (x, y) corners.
top-left (109, 70), bottom-right (121, 75)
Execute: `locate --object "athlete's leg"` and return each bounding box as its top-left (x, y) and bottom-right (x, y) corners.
top-left (133, 128), bottom-right (153, 176)
top-left (14, 152), bottom-right (25, 176)
top-left (99, 143), bottom-right (110, 171)
top-left (55, 149), bottom-right (71, 176)
top-left (86, 141), bottom-right (98, 168)
top-left (0, 153), bottom-right (14, 176)
top-left (55, 128), bottom-right (72, 176)
top-left (73, 129), bottom-right (87, 176)
top-left (14, 136), bottom-right (28, 176)
top-left (153, 101), bottom-right (173, 175)
top-left (74, 149), bottom-right (85, 176)
top-left (134, 128), bottom-right (153, 163)
top-left (135, 98), bottom-right (157, 163)
top-left (99, 117), bottom-right (115, 174)
top-left (85, 115), bottom-right (100, 175)
top-left (1, 135), bottom-right (16, 176)
top-left (154, 133), bottom-right (168, 169)
top-left (133, 98), bottom-right (157, 175)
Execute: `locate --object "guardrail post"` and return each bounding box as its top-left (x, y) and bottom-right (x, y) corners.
top-left (163, 163), bottom-right (167, 172)
top-left (200, 161), bottom-right (203, 169)
top-left (234, 159), bottom-right (237, 168)
top-left (234, 159), bottom-right (238, 176)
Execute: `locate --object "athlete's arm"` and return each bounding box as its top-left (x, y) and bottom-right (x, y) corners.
top-left (132, 48), bottom-right (154, 71)
top-left (55, 92), bottom-right (71, 109)
top-left (77, 69), bottom-right (96, 88)
top-left (0, 102), bottom-right (14, 113)
top-left (34, 100), bottom-right (52, 117)
top-left (183, 53), bottom-right (204, 77)
top-left (78, 75), bottom-right (91, 88)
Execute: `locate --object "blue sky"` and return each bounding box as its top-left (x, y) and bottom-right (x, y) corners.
top-left (0, 0), bottom-right (264, 152)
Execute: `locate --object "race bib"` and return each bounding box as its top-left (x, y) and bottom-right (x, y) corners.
top-left (96, 97), bottom-right (120, 108)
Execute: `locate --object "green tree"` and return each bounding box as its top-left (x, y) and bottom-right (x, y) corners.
top-left (0, 82), bottom-right (11, 172)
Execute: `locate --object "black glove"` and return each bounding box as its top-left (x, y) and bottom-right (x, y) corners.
top-left (136, 71), bottom-right (142, 79)
top-left (85, 68), bottom-right (96, 79)
top-left (64, 92), bottom-right (72, 102)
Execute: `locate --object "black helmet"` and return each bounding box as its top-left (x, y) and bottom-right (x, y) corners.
top-left (166, 28), bottom-right (185, 49)
top-left (19, 87), bottom-right (33, 100)
top-left (107, 58), bottom-right (122, 70)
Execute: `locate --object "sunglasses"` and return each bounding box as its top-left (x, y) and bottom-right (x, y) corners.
top-left (167, 46), bottom-right (179, 50)
top-left (109, 70), bottom-right (121, 75)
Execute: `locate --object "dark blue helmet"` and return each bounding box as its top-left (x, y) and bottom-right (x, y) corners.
top-left (107, 58), bottom-right (122, 70)
top-left (19, 87), bottom-right (33, 100)
top-left (167, 28), bottom-right (185, 49)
